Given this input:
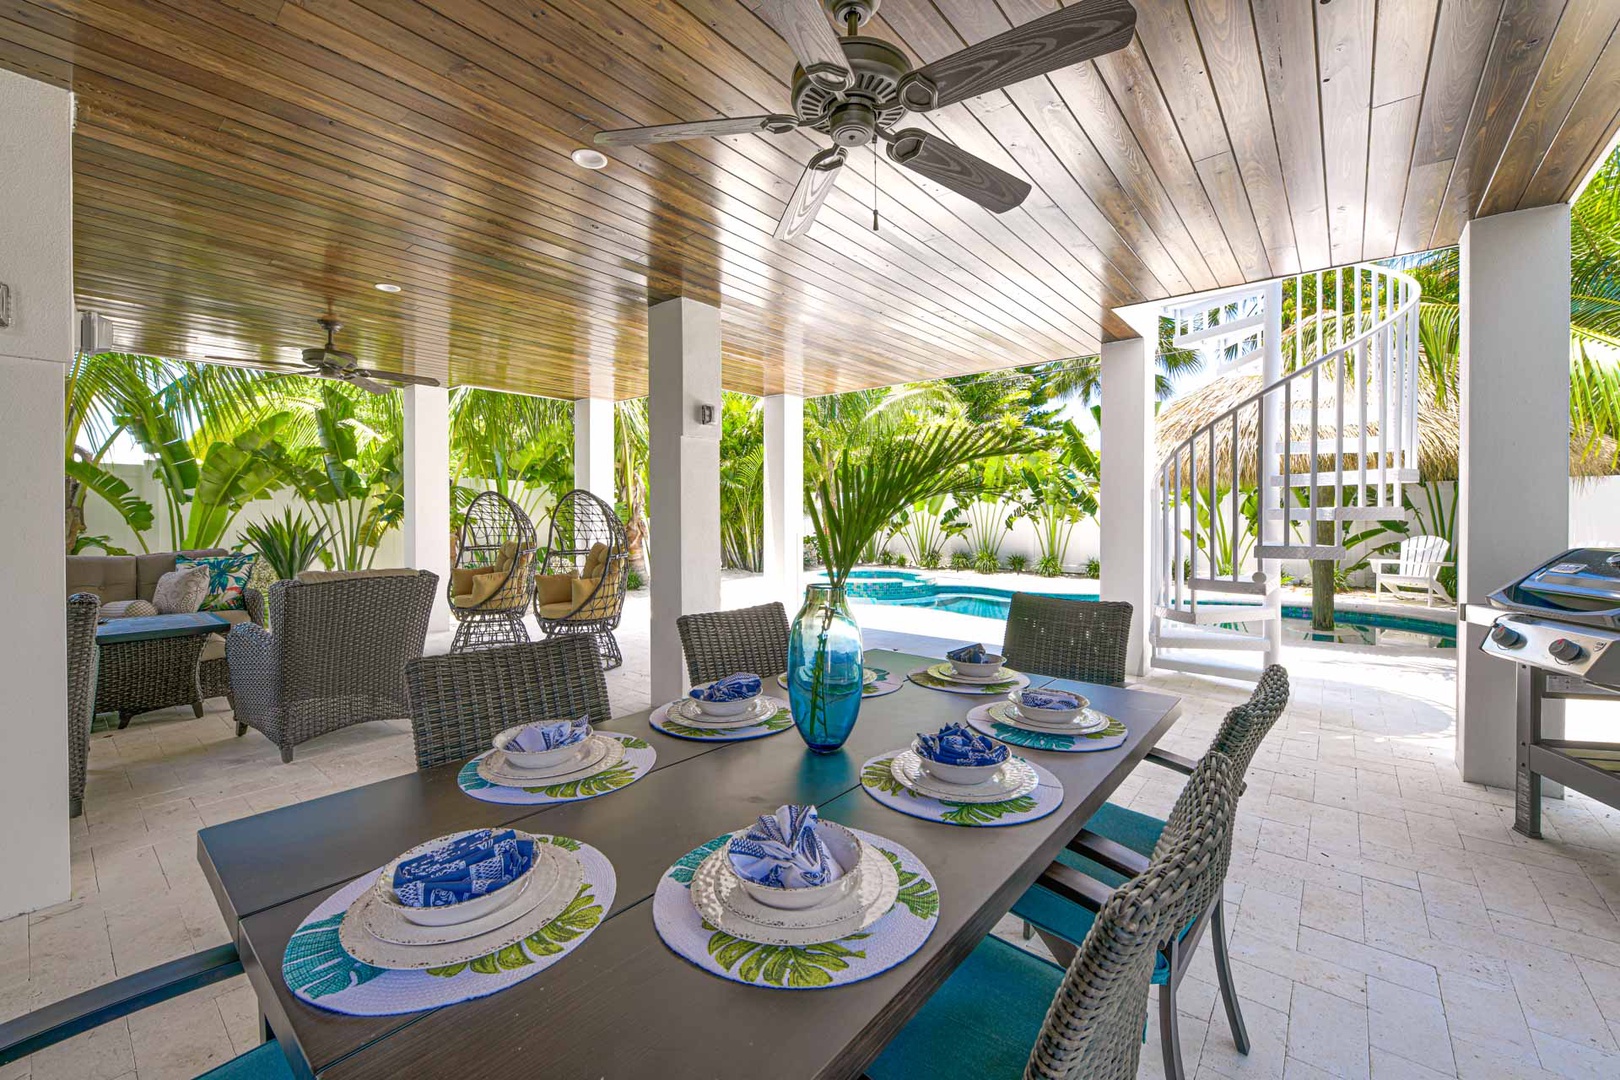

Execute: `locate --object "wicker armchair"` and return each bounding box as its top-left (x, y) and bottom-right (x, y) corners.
top-left (404, 636), bottom-right (611, 770)
top-left (1002, 593), bottom-right (1132, 686)
top-left (227, 570), bottom-right (436, 762)
top-left (534, 490), bottom-right (630, 669)
top-left (868, 753), bottom-right (1243, 1080)
top-left (199, 588), bottom-right (267, 707)
top-left (66, 594), bottom-right (100, 819)
top-left (447, 491), bottom-right (539, 653)
top-left (676, 602), bottom-right (790, 684)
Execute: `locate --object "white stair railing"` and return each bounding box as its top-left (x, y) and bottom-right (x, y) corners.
top-left (1151, 263), bottom-right (1423, 678)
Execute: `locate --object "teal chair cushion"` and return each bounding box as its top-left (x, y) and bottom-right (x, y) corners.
top-left (194, 1041), bottom-right (294, 1080)
top-left (867, 934), bottom-right (1064, 1080)
top-left (1011, 801), bottom-right (1172, 983)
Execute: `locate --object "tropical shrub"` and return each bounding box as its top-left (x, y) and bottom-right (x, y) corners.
top-left (1083, 556), bottom-right (1100, 579)
top-left (242, 509), bottom-right (331, 580)
top-left (1037, 555), bottom-right (1063, 577)
top-left (950, 552), bottom-right (973, 570)
top-left (971, 551), bottom-right (1000, 574)
top-left (1006, 554), bottom-right (1029, 573)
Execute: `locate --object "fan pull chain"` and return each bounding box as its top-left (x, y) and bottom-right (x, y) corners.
top-left (872, 145), bottom-right (879, 232)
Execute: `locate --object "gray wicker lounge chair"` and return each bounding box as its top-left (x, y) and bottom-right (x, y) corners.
top-left (448, 491), bottom-right (539, 653)
top-left (676, 602), bottom-right (790, 684)
top-left (227, 569), bottom-right (436, 762)
top-left (868, 751), bottom-right (1243, 1080)
top-left (1001, 593), bottom-right (1133, 686)
top-left (1015, 667), bottom-right (1291, 1079)
top-left (66, 593), bottom-right (100, 819)
top-left (405, 637), bottom-right (611, 770)
top-left (534, 490), bottom-right (630, 669)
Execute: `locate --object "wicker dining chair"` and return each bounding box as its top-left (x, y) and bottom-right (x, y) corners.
top-left (534, 490), bottom-right (630, 669)
top-left (66, 593), bottom-right (100, 819)
top-left (867, 752), bottom-right (1243, 1080)
top-left (676, 602), bottom-right (790, 685)
top-left (404, 636), bottom-right (611, 770)
top-left (1014, 667), bottom-right (1290, 1080)
top-left (1001, 593), bottom-right (1133, 686)
top-left (447, 491), bottom-right (539, 653)
top-left (227, 570), bottom-right (437, 762)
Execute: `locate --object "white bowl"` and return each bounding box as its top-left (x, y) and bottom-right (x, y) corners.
top-left (910, 738), bottom-right (1009, 786)
top-left (1010, 688), bottom-right (1087, 726)
top-left (729, 822), bottom-right (863, 911)
top-left (376, 831), bottom-right (541, 927)
top-left (492, 723), bottom-right (594, 770)
top-left (949, 654), bottom-right (1005, 679)
top-left (689, 682), bottom-right (760, 717)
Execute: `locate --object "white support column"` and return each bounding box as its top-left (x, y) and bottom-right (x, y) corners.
top-left (0, 69), bottom-right (74, 917)
top-left (648, 298), bottom-right (722, 704)
top-left (403, 384), bottom-right (452, 633)
top-left (763, 393), bottom-right (804, 608)
top-left (573, 397), bottom-right (614, 505)
top-left (1100, 331), bottom-right (1155, 677)
top-left (1457, 205), bottom-right (1571, 789)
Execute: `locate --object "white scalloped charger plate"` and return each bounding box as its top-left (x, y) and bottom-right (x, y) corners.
top-left (360, 842), bottom-right (583, 947)
top-left (925, 662), bottom-right (1019, 685)
top-left (340, 845), bottom-right (587, 968)
top-left (689, 839), bottom-right (898, 946)
top-left (991, 700), bottom-right (1111, 736)
top-left (476, 734), bottom-right (624, 787)
top-left (667, 696), bottom-right (783, 729)
top-left (890, 750), bottom-right (1040, 804)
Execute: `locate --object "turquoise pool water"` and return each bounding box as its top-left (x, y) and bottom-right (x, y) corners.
top-left (828, 568), bottom-right (1456, 648)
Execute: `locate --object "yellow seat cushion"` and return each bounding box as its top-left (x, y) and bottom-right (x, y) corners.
top-left (538, 600), bottom-right (576, 619)
top-left (452, 566), bottom-right (497, 596)
top-left (535, 571), bottom-right (577, 606)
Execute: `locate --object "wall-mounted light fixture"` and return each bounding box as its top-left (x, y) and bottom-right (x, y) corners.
top-left (699, 404), bottom-right (716, 425)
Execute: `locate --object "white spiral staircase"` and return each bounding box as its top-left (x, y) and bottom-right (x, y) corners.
top-left (1150, 264), bottom-right (1423, 681)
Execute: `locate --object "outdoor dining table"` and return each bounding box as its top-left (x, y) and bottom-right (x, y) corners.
top-left (197, 648), bottom-right (1181, 1080)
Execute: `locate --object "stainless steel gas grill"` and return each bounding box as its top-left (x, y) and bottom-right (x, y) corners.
top-left (1481, 548), bottom-right (1620, 837)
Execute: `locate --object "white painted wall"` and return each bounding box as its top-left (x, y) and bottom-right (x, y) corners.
top-left (0, 69), bottom-right (74, 917)
top-left (1456, 205), bottom-right (1572, 790)
top-left (1100, 333), bottom-right (1156, 675)
top-left (573, 397), bottom-right (614, 506)
top-left (648, 298), bottom-right (722, 704)
top-left (403, 384), bottom-right (452, 631)
top-left (763, 393), bottom-right (805, 607)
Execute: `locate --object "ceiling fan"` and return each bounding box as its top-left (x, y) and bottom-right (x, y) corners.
top-left (205, 317), bottom-right (441, 395)
top-left (594, 0), bottom-right (1137, 241)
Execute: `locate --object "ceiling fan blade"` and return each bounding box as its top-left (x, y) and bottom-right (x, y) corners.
top-left (203, 355), bottom-right (304, 372)
top-left (345, 374), bottom-right (395, 395)
top-left (749, 0), bottom-right (852, 91)
top-left (893, 0), bottom-right (1137, 112)
top-left (355, 367), bottom-right (442, 388)
top-left (883, 129), bottom-right (1031, 213)
top-left (774, 146), bottom-right (848, 241)
top-left (595, 114), bottom-right (800, 147)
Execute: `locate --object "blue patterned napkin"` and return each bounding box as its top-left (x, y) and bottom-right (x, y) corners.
top-left (946, 643), bottom-right (992, 664)
top-left (691, 673), bottom-right (762, 702)
top-left (510, 716), bottom-right (591, 752)
top-left (727, 805), bottom-right (845, 888)
top-left (1020, 689), bottom-right (1082, 710)
top-left (916, 722), bottom-right (1008, 766)
top-left (392, 829), bottom-right (535, 908)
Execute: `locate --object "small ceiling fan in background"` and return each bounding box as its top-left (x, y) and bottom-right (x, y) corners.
top-left (205, 317), bottom-right (441, 395)
top-left (595, 0), bottom-right (1137, 240)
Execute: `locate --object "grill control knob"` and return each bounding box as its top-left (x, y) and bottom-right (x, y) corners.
top-left (1490, 623), bottom-right (1525, 649)
top-left (1549, 638), bottom-right (1585, 664)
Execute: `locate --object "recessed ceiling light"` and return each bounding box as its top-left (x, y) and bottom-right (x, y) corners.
top-left (571, 148), bottom-right (608, 170)
top-left (374, 283), bottom-right (402, 293)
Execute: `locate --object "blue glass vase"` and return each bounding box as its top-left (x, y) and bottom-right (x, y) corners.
top-left (787, 584), bottom-right (864, 753)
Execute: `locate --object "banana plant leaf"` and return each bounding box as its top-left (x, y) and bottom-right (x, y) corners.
top-left (64, 459), bottom-right (155, 536)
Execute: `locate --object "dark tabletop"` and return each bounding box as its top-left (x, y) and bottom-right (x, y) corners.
top-left (199, 650), bottom-right (1180, 1080)
top-left (95, 611), bottom-right (232, 643)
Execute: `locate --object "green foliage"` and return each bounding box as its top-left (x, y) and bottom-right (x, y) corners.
top-left (1037, 554), bottom-right (1063, 577)
top-left (1083, 556), bottom-right (1100, 579)
top-left (949, 552), bottom-right (974, 571)
top-left (283, 914), bottom-right (384, 999)
top-left (807, 422), bottom-right (1040, 587)
top-left (626, 569), bottom-right (645, 591)
top-left (1006, 553), bottom-right (1029, 573)
top-left (880, 848), bottom-right (941, 919)
top-left (71, 534), bottom-right (131, 555)
top-left (861, 756), bottom-right (907, 796)
top-left (939, 794), bottom-right (1038, 825)
top-left (528, 764), bottom-right (638, 798)
top-left (64, 459), bottom-right (155, 545)
top-left (241, 509), bottom-right (330, 580)
top-left (450, 388), bottom-right (572, 527)
top-left (718, 392), bottom-right (765, 571)
top-left (971, 551), bottom-right (1001, 574)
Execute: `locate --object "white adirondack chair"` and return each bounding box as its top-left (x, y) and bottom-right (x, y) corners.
top-left (1371, 535), bottom-right (1452, 607)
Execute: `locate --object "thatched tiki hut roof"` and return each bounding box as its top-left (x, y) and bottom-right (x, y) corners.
top-left (1154, 373), bottom-right (1617, 488)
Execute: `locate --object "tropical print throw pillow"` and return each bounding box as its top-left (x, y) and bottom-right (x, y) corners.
top-left (176, 553), bottom-right (257, 611)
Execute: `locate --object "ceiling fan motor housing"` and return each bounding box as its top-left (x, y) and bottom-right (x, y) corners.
top-left (791, 36), bottom-right (909, 136)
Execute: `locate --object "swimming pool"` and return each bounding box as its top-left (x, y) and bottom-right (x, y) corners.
top-left (827, 568), bottom-right (1456, 648)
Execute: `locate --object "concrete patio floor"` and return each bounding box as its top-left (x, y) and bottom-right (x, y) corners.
top-left (4, 575), bottom-right (1619, 1080)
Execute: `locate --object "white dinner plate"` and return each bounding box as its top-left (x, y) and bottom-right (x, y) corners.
top-left (688, 838), bottom-right (898, 947)
top-left (889, 749), bottom-right (1040, 804)
top-left (476, 734), bottom-right (625, 788)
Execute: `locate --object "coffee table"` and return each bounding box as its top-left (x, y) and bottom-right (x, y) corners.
top-left (95, 612), bottom-right (233, 728)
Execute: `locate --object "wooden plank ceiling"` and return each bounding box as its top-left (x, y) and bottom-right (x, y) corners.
top-left (3, 0), bottom-right (1617, 399)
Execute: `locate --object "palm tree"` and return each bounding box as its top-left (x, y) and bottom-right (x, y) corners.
top-left (614, 399), bottom-right (650, 577)
top-left (1037, 320), bottom-right (1205, 405)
